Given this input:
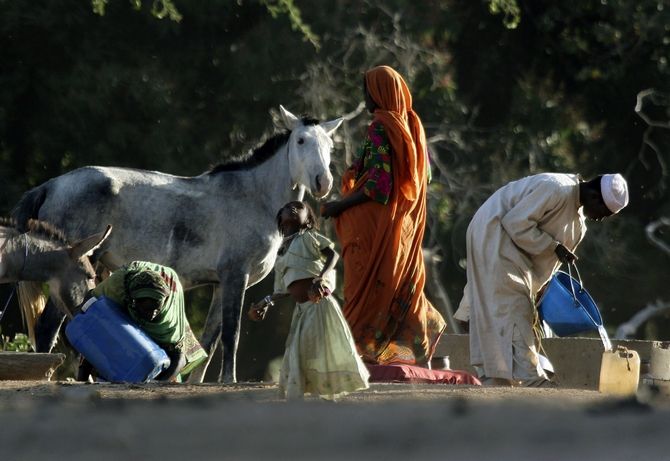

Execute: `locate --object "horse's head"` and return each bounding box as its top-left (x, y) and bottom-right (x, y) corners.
top-left (279, 105), bottom-right (343, 199)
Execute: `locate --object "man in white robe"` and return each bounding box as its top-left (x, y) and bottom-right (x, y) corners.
top-left (455, 173), bottom-right (629, 386)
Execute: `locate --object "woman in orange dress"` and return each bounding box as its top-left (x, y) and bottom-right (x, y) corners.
top-left (321, 65), bottom-right (446, 366)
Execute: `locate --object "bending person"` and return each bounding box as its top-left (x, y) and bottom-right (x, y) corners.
top-left (454, 173), bottom-right (629, 386)
top-left (321, 65), bottom-right (445, 366)
top-left (78, 261), bottom-right (207, 382)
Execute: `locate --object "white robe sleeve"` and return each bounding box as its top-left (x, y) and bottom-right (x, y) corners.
top-left (500, 181), bottom-right (563, 256)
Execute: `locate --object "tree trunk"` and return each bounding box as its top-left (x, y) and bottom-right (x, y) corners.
top-left (423, 247), bottom-right (461, 334)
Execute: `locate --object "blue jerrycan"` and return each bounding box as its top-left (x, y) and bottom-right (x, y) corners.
top-left (65, 296), bottom-right (170, 382)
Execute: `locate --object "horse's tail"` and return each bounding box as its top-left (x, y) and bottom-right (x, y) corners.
top-left (12, 184), bottom-right (48, 232)
top-left (17, 281), bottom-right (48, 350)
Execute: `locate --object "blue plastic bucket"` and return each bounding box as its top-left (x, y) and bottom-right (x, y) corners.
top-left (65, 296), bottom-right (170, 382)
top-left (537, 267), bottom-right (603, 337)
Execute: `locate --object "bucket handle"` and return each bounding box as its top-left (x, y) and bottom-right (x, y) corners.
top-left (565, 261), bottom-right (584, 307)
top-left (615, 346), bottom-right (633, 371)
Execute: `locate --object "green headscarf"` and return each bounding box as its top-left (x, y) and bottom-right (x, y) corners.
top-left (91, 261), bottom-right (207, 373)
top-left (126, 270), bottom-right (170, 305)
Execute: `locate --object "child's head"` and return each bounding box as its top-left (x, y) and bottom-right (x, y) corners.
top-left (276, 201), bottom-right (317, 235)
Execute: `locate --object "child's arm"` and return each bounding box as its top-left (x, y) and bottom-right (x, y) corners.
top-left (318, 247), bottom-right (339, 278)
top-left (309, 247), bottom-right (339, 302)
top-left (248, 292), bottom-right (290, 321)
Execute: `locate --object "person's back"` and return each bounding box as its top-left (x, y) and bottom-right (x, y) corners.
top-left (476, 173), bottom-right (578, 221)
top-left (469, 172), bottom-right (585, 293)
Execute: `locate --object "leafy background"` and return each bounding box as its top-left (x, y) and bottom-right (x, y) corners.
top-left (0, 0), bottom-right (669, 380)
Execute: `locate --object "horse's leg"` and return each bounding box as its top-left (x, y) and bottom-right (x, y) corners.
top-left (186, 285), bottom-right (222, 383)
top-left (219, 270), bottom-right (249, 384)
top-left (34, 299), bottom-right (66, 353)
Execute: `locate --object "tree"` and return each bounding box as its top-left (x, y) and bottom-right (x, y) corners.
top-left (2, 0), bottom-right (670, 377)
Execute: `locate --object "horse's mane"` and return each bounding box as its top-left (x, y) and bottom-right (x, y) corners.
top-left (0, 216), bottom-right (69, 244)
top-left (207, 117), bottom-right (320, 174)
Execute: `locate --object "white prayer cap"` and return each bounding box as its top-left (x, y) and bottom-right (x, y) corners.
top-left (600, 173), bottom-right (629, 214)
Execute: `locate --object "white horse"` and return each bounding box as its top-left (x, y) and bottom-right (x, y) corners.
top-left (0, 218), bottom-right (111, 347)
top-left (12, 106), bottom-right (342, 382)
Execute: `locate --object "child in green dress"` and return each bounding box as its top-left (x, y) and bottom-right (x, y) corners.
top-left (249, 201), bottom-right (369, 400)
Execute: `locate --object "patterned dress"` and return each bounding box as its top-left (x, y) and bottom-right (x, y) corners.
top-left (274, 230), bottom-right (370, 400)
top-left (336, 120), bottom-right (445, 365)
top-left (351, 120), bottom-right (394, 204)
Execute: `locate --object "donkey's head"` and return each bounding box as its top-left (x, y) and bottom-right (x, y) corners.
top-left (279, 105), bottom-right (343, 199)
top-left (48, 225), bottom-right (113, 314)
top-left (9, 222), bottom-right (112, 348)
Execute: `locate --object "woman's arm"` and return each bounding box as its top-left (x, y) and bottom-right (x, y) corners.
top-left (320, 189), bottom-right (371, 219)
top-left (322, 123), bottom-right (392, 218)
top-left (155, 348), bottom-right (186, 381)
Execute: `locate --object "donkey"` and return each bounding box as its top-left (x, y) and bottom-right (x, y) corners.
top-left (0, 218), bottom-right (111, 347)
top-left (12, 106), bottom-right (342, 383)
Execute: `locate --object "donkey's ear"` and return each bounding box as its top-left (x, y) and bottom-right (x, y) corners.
top-left (321, 117), bottom-right (343, 137)
top-left (279, 105), bottom-right (300, 130)
top-left (69, 225), bottom-right (112, 260)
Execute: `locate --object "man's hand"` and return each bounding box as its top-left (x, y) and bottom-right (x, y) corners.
top-left (555, 243), bottom-right (577, 264)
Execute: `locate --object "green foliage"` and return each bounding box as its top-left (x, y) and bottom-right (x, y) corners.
top-left (261, 0), bottom-right (320, 48)
top-left (91, 0), bottom-right (318, 46)
top-left (92, 0), bottom-right (182, 21)
top-left (150, 0), bottom-right (182, 21)
top-left (1, 0), bottom-right (670, 376)
top-left (488, 0), bottom-right (521, 29)
top-left (0, 333), bottom-right (33, 352)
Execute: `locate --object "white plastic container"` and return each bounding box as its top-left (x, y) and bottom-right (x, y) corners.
top-left (598, 346), bottom-right (640, 396)
top-left (650, 342), bottom-right (670, 381)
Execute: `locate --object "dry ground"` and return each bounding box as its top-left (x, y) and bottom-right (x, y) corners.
top-left (1, 380), bottom-right (669, 460)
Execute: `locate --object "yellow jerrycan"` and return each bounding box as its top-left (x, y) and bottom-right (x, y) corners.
top-left (598, 346), bottom-right (640, 396)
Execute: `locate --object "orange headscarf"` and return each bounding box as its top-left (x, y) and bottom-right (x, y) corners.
top-left (364, 65), bottom-right (427, 201)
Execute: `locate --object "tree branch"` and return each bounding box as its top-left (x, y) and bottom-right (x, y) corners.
top-left (614, 217), bottom-right (670, 339)
top-left (615, 299), bottom-right (670, 339)
top-left (646, 217), bottom-right (670, 256)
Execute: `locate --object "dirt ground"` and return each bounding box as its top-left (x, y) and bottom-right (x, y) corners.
top-left (1, 380), bottom-right (669, 461)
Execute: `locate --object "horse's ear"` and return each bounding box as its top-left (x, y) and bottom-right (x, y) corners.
top-left (279, 105), bottom-right (300, 130)
top-left (321, 117), bottom-right (343, 137)
top-left (68, 225), bottom-right (113, 260)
